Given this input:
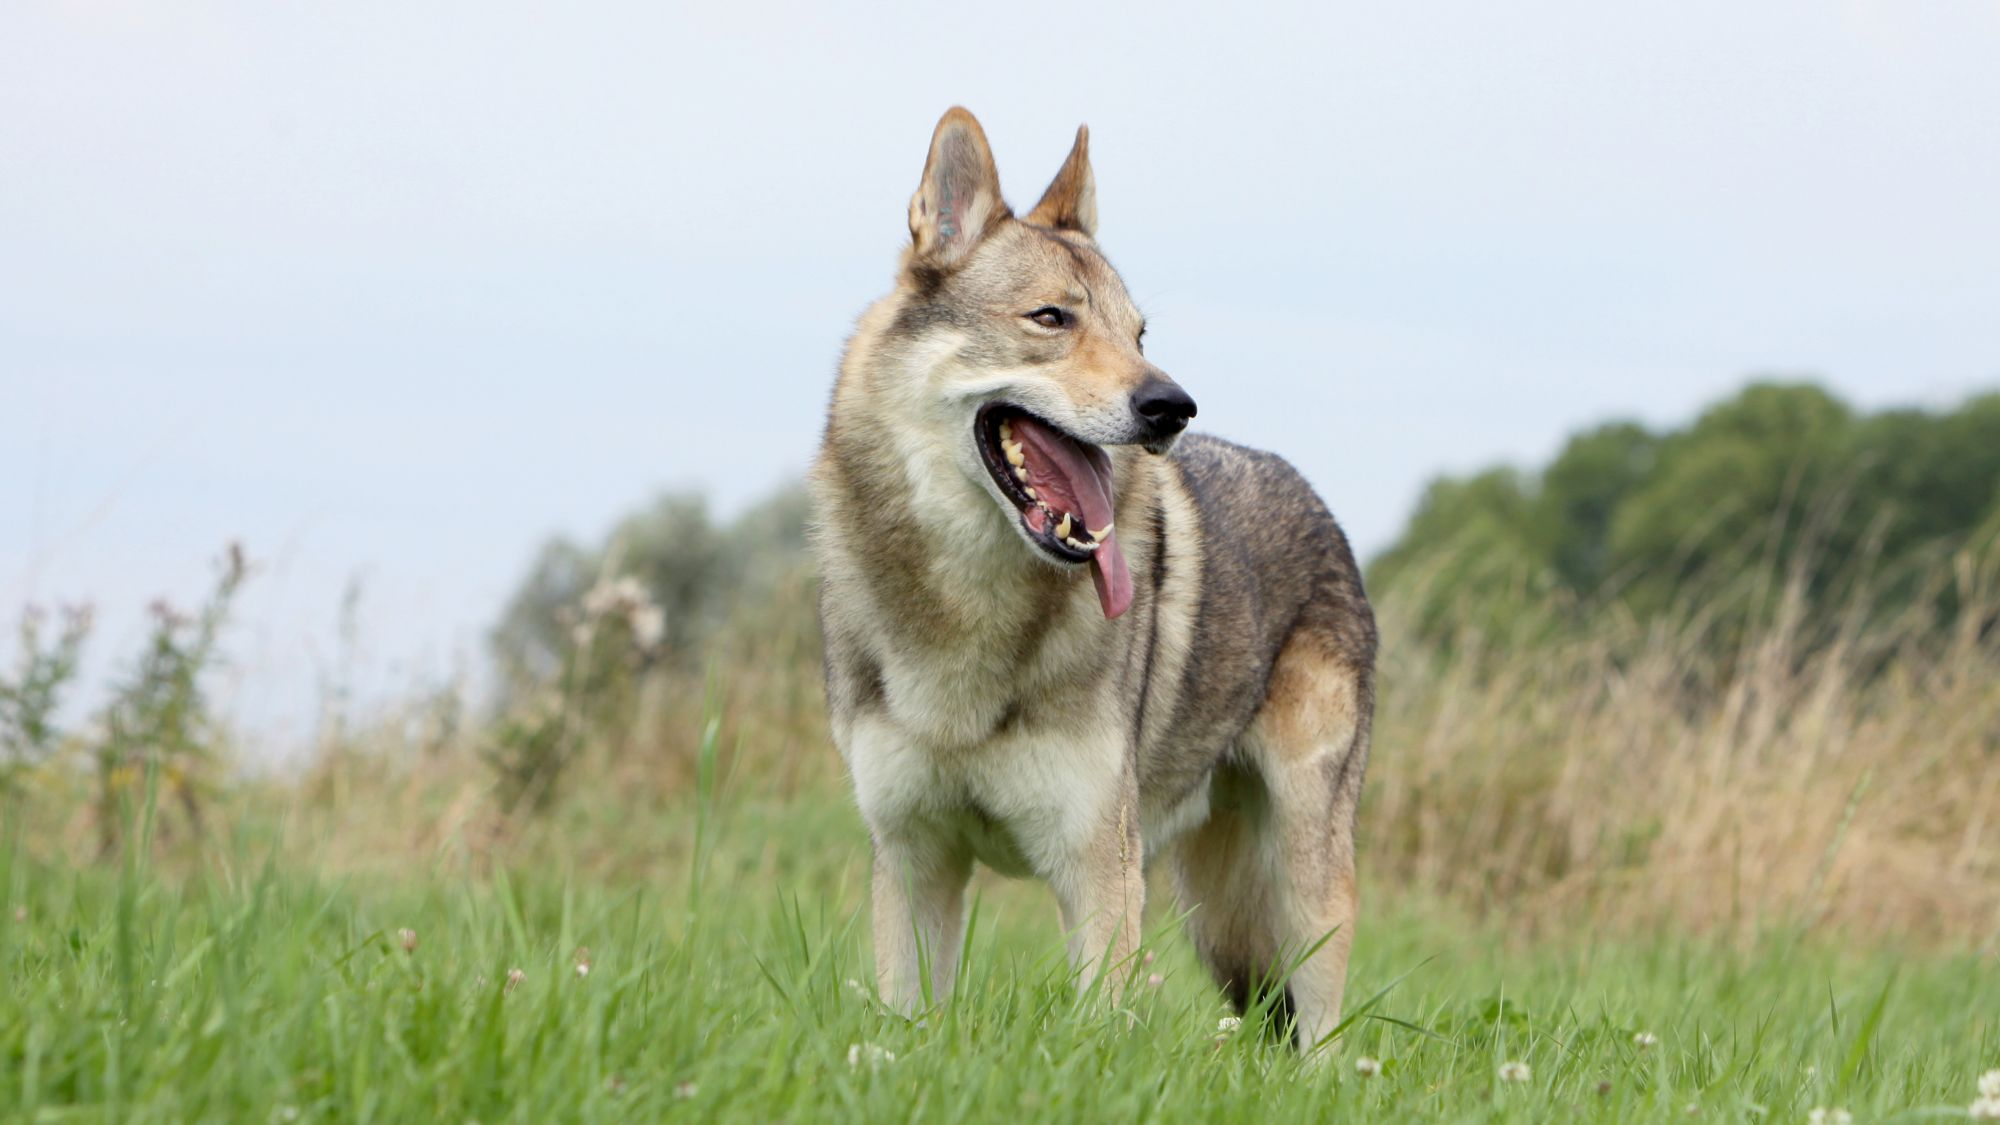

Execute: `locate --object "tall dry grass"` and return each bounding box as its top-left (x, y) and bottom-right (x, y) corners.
top-left (1367, 549), bottom-right (2000, 948)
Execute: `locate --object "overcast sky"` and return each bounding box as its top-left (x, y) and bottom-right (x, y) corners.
top-left (5, 0), bottom-right (1998, 748)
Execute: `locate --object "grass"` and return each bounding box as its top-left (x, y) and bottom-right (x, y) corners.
top-left (5, 540), bottom-right (1999, 1120)
top-left (5, 785), bottom-right (1998, 1123)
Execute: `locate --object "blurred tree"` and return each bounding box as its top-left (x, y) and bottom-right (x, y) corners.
top-left (1370, 380), bottom-right (2000, 647)
top-left (490, 485), bottom-right (812, 694)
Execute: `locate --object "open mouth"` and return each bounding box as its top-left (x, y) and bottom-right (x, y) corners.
top-left (975, 404), bottom-right (1134, 619)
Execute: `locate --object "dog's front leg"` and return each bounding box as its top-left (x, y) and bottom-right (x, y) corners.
top-left (870, 828), bottom-right (972, 1016)
top-left (1048, 782), bottom-right (1145, 998)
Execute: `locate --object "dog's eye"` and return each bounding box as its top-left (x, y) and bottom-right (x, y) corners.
top-left (1026, 307), bottom-right (1069, 329)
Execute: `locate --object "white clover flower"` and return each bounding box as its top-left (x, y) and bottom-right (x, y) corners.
top-left (573, 947), bottom-right (592, 978)
top-left (847, 1043), bottom-right (896, 1069)
top-left (1354, 1056), bottom-right (1381, 1077)
top-left (1971, 1095), bottom-right (2000, 1122)
top-left (1217, 1016), bottom-right (1242, 1034)
top-left (1145, 973), bottom-right (1164, 988)
top-left (1805, 1108), bottom-right (1851, 1125)
top-left (504, 968), bottom-right (526, 993)
top-left (1497, 1060), bottom-right (1531, 1083)
top-left (1633, 1031), bottom-right (1658, 1049)
top-left (1982, 1071), bottom-right (2000, 1099)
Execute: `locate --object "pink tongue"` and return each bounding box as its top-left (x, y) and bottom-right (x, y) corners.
top-left (1089, 531), bottom-right (1132, 619)
top-left (1011, 417), bottom-right (1133, 619)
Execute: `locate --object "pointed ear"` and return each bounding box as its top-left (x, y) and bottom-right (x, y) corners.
top-left (908, 107), bottom-right (1009, 268)
top-left (1024, 125), bottom-right (1097, 237)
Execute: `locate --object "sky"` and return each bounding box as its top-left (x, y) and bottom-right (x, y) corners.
top-left (4, 0), bottom-right (1998, 750)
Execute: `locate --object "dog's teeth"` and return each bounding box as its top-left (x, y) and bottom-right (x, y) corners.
top-left (1054, 513), bottom-right (1072, 539)
top-left (1088, 523), bottom-right (1113, 540)
top-left (1014, 466), bottom-right (1029, 482)
top-left (1023, 487), bottom-right (1037, 500)
top-left (999, 421), bottom-right (1013, 442)
top-left (1004, 442), bottom-right (1025, 467)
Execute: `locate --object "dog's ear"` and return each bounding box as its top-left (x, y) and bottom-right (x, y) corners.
top-left (1025, 125), bottom-right (1096, 237)
top-left (909, 107), bottom-right (1009, 269)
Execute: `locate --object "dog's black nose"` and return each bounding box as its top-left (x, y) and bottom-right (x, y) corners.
top-left (1132, 378), bottom-right (1197, 439)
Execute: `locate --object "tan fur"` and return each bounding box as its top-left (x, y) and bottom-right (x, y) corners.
top-left (812, 108), bottom-right (1376, 1053)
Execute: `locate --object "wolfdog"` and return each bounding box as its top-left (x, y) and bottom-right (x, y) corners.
top-left (810, 107), bottom-right (1376, 1052)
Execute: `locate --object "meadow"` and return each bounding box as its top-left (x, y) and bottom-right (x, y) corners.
top-left (4, 531), bottom-right (1999, 1122)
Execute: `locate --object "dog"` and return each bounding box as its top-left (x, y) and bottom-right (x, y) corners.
top-left (809, 107), bottom-right (1376, 1053)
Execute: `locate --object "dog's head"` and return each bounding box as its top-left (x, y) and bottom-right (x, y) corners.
top-left (877, 107), bottom-right (1196, 619)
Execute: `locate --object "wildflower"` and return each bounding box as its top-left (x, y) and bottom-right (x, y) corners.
top-left (672, 1081), bottom-right (698, 1100)
top-left (1497, 1060), bottom-right (1531, 1083)
top-left (573, 947), bottom-right (591, 978)
top-left (1805, 1109), bottom-right (1851, 1125)
top-left (845, 977), bottom-right (872, 1001)
top-left (1983, 1071), bottom-right (2000, 1099)
top-left (1217, 1016), bottom-right (1242, 1034)
top-left (1971, 1096), bottom-right (2000, 1122)
top-left (631, 606), bottom-right (665, 653)
top-left (1354, 1056), bottom-right (1381, 1077)
top-left (505, 968), bottom-right (526, 993)
top-left (1145, 973), bottom-right (1164, 988)
top-left (847, 1043), bottom-right (896, 1069)
top-left (1633, 1031), bottom-right (1658, 1049)
top-left (398, 928), bottom-right (417, 954)
top-left (1142, 950), bottom-right (1156, 966)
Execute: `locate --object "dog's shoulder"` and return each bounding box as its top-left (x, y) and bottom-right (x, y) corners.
top-left (1164, 431), bottom-right (1374, 661)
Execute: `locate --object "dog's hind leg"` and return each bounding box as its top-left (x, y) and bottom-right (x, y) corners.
top-left (1170, 772), bottom-right (1287, 1027)
top-left (1249, 633), bottom-right (1370, 1053)
top-left (871, 830), bottom-right (973, 1016)
top-left (1175, 634), bottom-right (1370, 1054)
